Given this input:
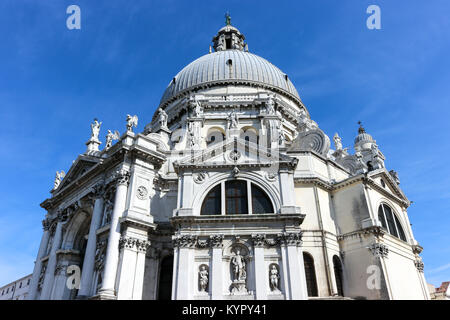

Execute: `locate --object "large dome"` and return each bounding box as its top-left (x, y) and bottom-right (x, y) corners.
top-left (159, 50), bottom-right (301, 107)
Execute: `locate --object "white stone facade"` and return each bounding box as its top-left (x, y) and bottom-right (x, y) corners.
top-left (28, 22), bottom-right (430, 300)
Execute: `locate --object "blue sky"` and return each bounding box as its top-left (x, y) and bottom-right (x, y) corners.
top-left (0, 0), bottom-right (449, 288)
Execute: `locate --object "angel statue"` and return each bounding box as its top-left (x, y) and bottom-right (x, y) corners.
top-left (54, 170), bottom-right (65, 190)
top-left (126, 115), bottom-right (138, 132)
top-left (105, 130), bottom-right (120, 149)
top-left (333, 133), bottom-right (343, 151)
top-left (90, 119), bottom-right (102, 141)
top-left (231, 248), bottom-right (246, 281)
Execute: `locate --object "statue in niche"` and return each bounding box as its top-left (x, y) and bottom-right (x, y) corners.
top-left (198, 265), bottom-right (209, 293)
top-left (228, 111), bottom-right (239, 129)
top-left (231, 248), bottom-right (247, 281)
top-left (53, 171), bottom-right (65, 190)
top-left (90, 118), bottom-right (102, 141)
top-left (105, 130), bottom-right (120, 149)
top-left (102, 199), bottom-right (113, 226)
top-left (269, 264), bottom-right (280, 292)
top-left (126, 114), bottom-right (138, 132)
top-left (38, 265), bottom-right (46, 289)
top-left (230, 246), bottom-right (249, 295)
top-left (95, 241), bottom-right (106, 271)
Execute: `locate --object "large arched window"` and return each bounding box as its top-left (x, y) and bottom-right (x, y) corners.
top-left (226, 180), bottom-right (248, 214)
top-left (378, 204), bottom-right (407, 241)
top-left (200, 180), bottom-right (274, 215)
top-left (333, 255), bottom-right (344, 296)
top-left (200, 184), bottom-right (221, 215)
top-left (303, 252), bottom-right (318, 297)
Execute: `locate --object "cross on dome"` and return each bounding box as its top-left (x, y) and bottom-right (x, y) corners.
top-left (225, 12), bottom-right (231, 25)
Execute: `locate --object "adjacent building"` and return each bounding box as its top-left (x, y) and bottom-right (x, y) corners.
top-left (0, 274), bottom-right (32, 300)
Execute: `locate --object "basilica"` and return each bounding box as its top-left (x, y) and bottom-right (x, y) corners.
top-left (28, 20), bottom-right (430, 300)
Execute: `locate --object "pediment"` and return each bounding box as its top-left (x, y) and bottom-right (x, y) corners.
top-left (174, 137), bottom-right (297, 170)
top-left (54, 156), bottom-right (100, 192)
top-left (368, 169), bottom-right (408, 203)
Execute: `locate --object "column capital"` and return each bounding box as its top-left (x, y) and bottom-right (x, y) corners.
top-left (414, 259), bottom-right (424, 272)
top-left (136, 239), bottom-right (151, 253)
top-left (115, 170), bottom-right (130, 187)
top-left (54, 263), bottom-right (67, 276)
top-left (118, 236), bottom-right (151, 253)
top-left (42, 218), bottom-right (52, 231)
top-left (278, 232), bottom-right (303, 246)
top-left (251, 234), bottom-right (266, 248)
top-left (57, 210), bottom-right (69, 223)
top-left (172, 234), bottom-right (198, 248)
top-left (92, 183), bottom-right (107, 199)
top-left (119, 236), bottom-right (137, 250)
top-left (209, 234), bottom-right (224, 249)
top-left (368, 242), bottom-right (389, 258)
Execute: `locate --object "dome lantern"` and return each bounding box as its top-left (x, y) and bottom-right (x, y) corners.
top-left (212, 14), bottom-right (246, 52)
top-left (354, 121), bottom-right (376, 151)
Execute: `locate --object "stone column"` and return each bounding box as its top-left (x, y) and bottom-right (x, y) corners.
top-left (77, 184), bottom-right (105, 298)
top-left (171, 244), bottom-right (179, 300)
top-left (40, 212), bottom-right (66, 299)
top-left (252, 234), bottom-right (267, 300)
top-left (281, 233), bottom-right (308, 300)
top-left (279, 241), bottom-right (291, 299)
top-left (28, 219), bottom-right (52, 300)
top-left (210, 235), bottom-right (224, 300)
top-left (98, 171), bottom-right (130, 299)
top-left (132, 241), bottom-right (149, 300)
top-left (173, 235), bottom-right (196, 299)
top-left (116, 236), bottom-right (150, 300)
top-left (51, 263), bottom-right (68, 299)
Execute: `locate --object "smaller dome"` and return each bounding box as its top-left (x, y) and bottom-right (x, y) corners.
top-left (354, 123), bottom-right (375, 150)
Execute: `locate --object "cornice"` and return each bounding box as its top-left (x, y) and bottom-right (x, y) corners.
top-left (158, 79), bottom-right (304, 110)
top-left (170, 213), bottom-right (305, 226)
top-left (337, 226), bottom-right (386, 241)
top-left (128, 144), bottom-right (166, 165)
top-left (287, 149), bottom-right (351, 175)
top-left (119, 216), bottom-right (157, 232)
top-left (294, 176), bottom-right (333, 191)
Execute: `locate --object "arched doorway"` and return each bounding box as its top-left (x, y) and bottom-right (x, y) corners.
top-left (157, 255), bottom-right (173, 300)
